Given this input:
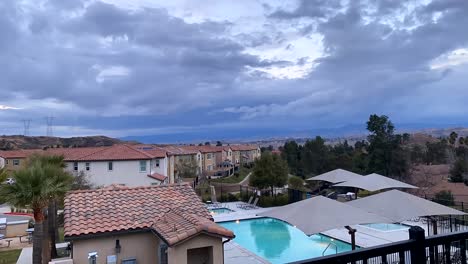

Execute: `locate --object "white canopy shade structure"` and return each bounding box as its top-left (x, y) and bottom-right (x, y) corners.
top-left (347, 190), bottom-right (466, 223)
top-left (333, 173), bottom-right (418, 192)
top-left (307, 169), bottom-right (363, 184)
top-left (257, 195), bottom-right (392, 249)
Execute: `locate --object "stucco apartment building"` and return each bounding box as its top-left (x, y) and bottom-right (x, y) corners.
top-left (230, 145), bottom-right (261, 165)
top-left (0, 143), bottom-right (260, 186)
top-left (63, 184), bottom-right (234, 264)
top-left (0, 145), bottom-right (169, 187)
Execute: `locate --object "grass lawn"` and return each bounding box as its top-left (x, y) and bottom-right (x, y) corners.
top-left (211, 167), bottom-right (252, 184)
top-left (0, 249), bottom-right (22, 264)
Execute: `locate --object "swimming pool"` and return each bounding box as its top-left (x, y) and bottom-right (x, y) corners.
top-left (360, 223), bottom-right (409, 231)
top-left (219, 217), bottom-right (353, 264)
top-left (209, 208), bottom-right (234, 215)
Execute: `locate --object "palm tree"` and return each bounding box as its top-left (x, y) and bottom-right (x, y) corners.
top-left (0, 167), bottom-right (8, 182)
top-left (27, 155), bottom-right (72, 261)
top-left (0, 159), bottom-right (71, 264)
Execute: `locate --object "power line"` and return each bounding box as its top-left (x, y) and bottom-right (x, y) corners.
top-left (45, 116), bottom-right (54, 136)
top-left (21, 119), bottom-right (31, 136)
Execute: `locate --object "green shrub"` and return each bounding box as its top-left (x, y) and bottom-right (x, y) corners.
top-left (258, 194), bottom-right (289, 207)
top-left (357, 190), bottom-right (378, 198)
top-left (433, 190), bottom-right (455, 206)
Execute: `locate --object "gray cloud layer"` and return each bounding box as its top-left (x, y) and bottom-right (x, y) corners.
top-left (0, 0), bottom-right (467, 138)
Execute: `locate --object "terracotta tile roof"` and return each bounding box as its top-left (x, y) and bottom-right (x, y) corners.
top-left (0, 149), bottom-right (42, 159)
top-left (130, 145), bottom-right (167, 158)
top-left (63, 183), bottom-right (233, 244)
top-left (158, 145), bottom-right (199, 155)
top-left (153, 208), bottom-right (234, 246)
top-left (181, 145), bottom-right (222, 154)
top-left (230, 145), bottom-right (259, 151)
top-left (0, 145), bottom-right (166, 162)
top-left (147, 172), bottom-right (167, 182)
top-left (45, 147), bottom-right (108, 160)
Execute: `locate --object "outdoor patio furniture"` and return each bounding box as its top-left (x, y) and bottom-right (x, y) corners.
top-left (0, 239), bottom-right (12, 248)
top-left (18, 234), bottom-right (32, 243)
top-left (244, 197), bottom-right (259, 210)
top-left (237, 196), bottom-right (253, 208)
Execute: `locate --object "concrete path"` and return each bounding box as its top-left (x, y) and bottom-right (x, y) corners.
top-left (16, 247), bottom-right (32, 264)
top-left (224, 241), bottom-right (270, 264)
top-left (16, 243), bottom-right (68, 264)
top-left (239, 172), bottom-right (252, 186)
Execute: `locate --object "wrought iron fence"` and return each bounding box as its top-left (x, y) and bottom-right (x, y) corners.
top-left (292, 226), bottom-right (468, 264)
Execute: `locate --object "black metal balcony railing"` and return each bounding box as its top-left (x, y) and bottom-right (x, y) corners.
top-left (291, 226), bottom-right (468, 264)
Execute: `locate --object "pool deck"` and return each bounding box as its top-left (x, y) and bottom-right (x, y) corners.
top-left (214, 202), bottom-right (434, 264)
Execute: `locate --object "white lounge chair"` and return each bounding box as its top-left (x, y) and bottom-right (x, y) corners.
top-left (244, 197), bottom-right (259, 210)
top-left (238, 196), bottom-right (253, 209)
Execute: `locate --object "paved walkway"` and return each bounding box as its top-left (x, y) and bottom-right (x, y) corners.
top-left (224, 241), bottom-right (269, 264)
top-left (16, 243), bottom-right (68, 264)
top-left (239, 172), bottom-right (252, 186)
top-left (16, 247), bottom-right (32, 264)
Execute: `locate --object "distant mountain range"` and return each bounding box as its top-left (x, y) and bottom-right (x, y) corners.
top-left (2, 125), bottom-right (467, 150)
top-left (0, 135), bottom-right (130, 150)
top-left (120, 124), bottom-right (468, 145)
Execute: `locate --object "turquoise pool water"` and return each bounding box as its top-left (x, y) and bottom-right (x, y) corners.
top-left (361, 223), bottom-right (409, 231)
top-left (209, 208), bottom-right (234, 214)
top-left (219, 218), bottom-right (352, 264)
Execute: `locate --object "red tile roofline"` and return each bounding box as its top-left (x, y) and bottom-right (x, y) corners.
top-left (147, 173), bottom-right (167, 182)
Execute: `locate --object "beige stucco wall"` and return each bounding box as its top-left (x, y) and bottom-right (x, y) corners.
top-left (72, 232), bottom-right (159, 264)
top-left (3, 158), bottom-right (26, 172)
top-left (5, 222), bottom-right (29, 237)
top-left (167, 234), bottom-right (223, 264)
top-left (203, 153), bottom-right (215, 171)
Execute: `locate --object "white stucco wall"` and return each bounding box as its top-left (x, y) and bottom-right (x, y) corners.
top-left (0, 157), bottom-right (5, 169)
top-left (65, 157), bottom-right (168, 187)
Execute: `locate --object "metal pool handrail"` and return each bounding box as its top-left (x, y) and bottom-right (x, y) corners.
top-left (322, 241), bottom-right (338, 256)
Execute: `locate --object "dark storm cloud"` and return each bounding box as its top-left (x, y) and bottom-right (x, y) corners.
top-left (227, 0), bottom-right (468, 127)
top-left (269, 0), bottom-right (343, 19)
top-left (1, 0), bottom-right (468, 138)
top-left (0, 0), bottom-right (270, 114)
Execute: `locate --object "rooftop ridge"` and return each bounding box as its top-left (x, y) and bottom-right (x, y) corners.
top-left (67, 182), bottom-right (190, 194)
top-left (121, 144), bottom-right (155, 159)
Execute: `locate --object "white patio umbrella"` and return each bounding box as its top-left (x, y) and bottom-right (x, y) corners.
top-left (257, 195), bottom-right (392, 249)
top-left (347, 190), bottom-right (466, 223)
top-left (307, 169), bottom-right (363, 184)
top-left (333, 173), bottom-right (418, 192)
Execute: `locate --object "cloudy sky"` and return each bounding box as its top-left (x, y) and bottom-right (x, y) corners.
top-left (1, 0), bottom-right (467, 141)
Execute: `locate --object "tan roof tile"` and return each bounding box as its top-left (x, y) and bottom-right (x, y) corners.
top-left (63, 183), bottom-right (233, 244)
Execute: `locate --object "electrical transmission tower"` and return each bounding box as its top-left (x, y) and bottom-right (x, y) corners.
top-left (22, 119), bottom-right (31, 136)
top-left (45, 116), bottom-right (54, 136)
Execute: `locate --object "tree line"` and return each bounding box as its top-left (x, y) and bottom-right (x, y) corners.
top-left (279, 115), bottom-right (458, 180)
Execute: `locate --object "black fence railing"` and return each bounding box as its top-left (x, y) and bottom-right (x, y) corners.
top-left (292, 226), bottom-right (468, 264)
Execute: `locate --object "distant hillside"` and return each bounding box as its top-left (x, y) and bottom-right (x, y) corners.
top-left (0, 135), bottom-right (133, 150)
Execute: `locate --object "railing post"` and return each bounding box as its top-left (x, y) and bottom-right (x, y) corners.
top-left (409, 226), bottom-right (426, 264)
top-left (460, 238), bottom-right (467, 264)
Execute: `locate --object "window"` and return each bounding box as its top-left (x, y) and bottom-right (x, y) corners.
top-left (207, 153), bottom-right (212, 160)
top-left (108, 162), bottom-right (113, 171)
top-left (228, 151), bottom-right (231, 156)
top-left (73, 162), bottom-right (78, 171)
top-left (13, 159), bottom-right (20, 166)
top-left (198, 154), bottom-right (200, 161)
top-left (156, 159), bottom-right (160, 167)
top-left (122, 259), bottom-right (137, 264)
top-left (139, 161), bottom-right (147, 172)
top-left (85, 162), bottom-right (90, 171)
top-left (207, 165), bottom-right (213, 171)
top-left (88, 252), bottom-right (98, 264)
top-left (5, 159), bottom-right (8, 165)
